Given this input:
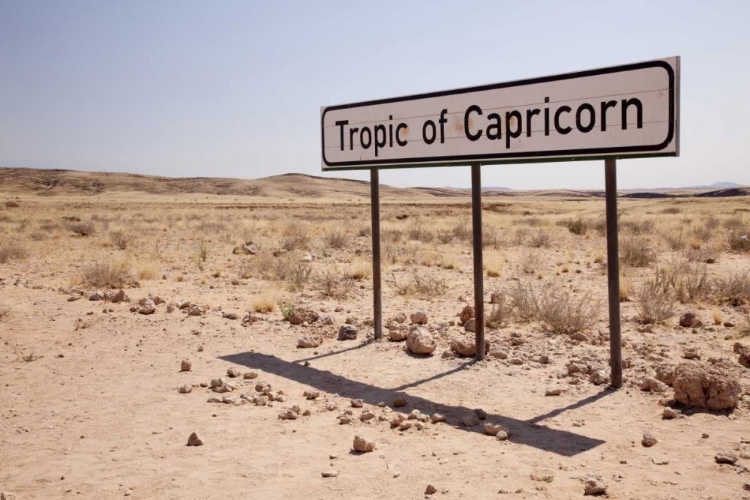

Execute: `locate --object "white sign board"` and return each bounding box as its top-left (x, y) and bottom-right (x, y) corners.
top-left (321, 57), bottom-right (679, 171)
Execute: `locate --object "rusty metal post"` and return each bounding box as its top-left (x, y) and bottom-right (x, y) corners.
top-left (370, 168), bottom-right (382, 340)
top-left (471, 164), bottom-right (485, 361)
top-left (605, 158), bottom-right (623, 387)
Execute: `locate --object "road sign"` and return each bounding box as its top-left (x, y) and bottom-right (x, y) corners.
top-left (321, 57), bottom-right (679, 170)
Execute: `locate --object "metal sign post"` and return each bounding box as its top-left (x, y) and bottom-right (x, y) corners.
top-left (605, 159), bottom-right (623, 386)
top-left (471, 164), bottom-right (485, 361)
top-left (370, 168), bottom-right (382, 340)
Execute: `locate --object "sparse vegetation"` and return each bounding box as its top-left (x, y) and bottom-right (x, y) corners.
top-left (486, 293), bottom-right (514, 328)
top-left (250, 296), bottom-right (277, 313)
top-left (712, 271), bottom-right (750, 305)
top-left (0, 240), bottom-right (29, 263)
top-left (635, 269), bottom-right (676, 324)
top-left (67, 220), bottom-right (96, 236)
top-left (533, 287), bottom-right (602, 334)
top-left (324, 230), bottom-right (348, 249)
top-left (110, 230), bottom-right (132, 250)
top-left (79, 261), bottom-right (133, 289)
top-left (566, 218), bottom-right (590, 236)
top-left (391, 271), bottom-right (447, 297)
top-left (316, 268), bottom-right (355, 299)
top-left (620, 237), bottom-right (656, 267)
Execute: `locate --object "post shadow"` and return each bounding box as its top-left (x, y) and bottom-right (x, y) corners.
top-left (219, 350), bottom-right (608, 457)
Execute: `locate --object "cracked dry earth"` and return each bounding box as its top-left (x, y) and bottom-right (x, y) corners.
top-left (1, 197), bottom-right (750, 500)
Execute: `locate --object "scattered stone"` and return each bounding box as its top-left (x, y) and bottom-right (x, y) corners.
top-left (233, 241), bottom-right (260, 255)
top-left (484, 423), bottom-right (504, 436)
top-left (735, 343), bottom-right (750, 368)
top-left (351, 399), bottom-right (364, 408)
top-left (389, 328), bottom-right (408, 342)
top-left (463, 318), bottom-right (476, 332)
top-left (398, 421), bottom-right (413, 431)
top-left (474, 408), bottom-right (487, 420)
top-left (406, 327), bottom-right (436, 355)
top-left (297, 335), bottom-right (322, 348)
top-left (302, 409), bottom-right (311, 416)
top-left (462, 416), bottom-right (480, 427)
top-left (137, 298), bottom-right (156, 315)
top-left (109, 290), bottom-right (128, 303)
top-left (589, 370), bottom-right (609, 386)
top-left (683, 348), bottom-right (701, 360)
top-left (243, 371), bottom-right (258, 379)
top-left (321, 471), bottom-right (338, 478)
top-left (662, 408), bottom-right (679, 419)
top-left (410, 311), bottom-right (428, 325)
top-left (187, 432), bottom-right (203, 446)
top-left (289, 308), bottom-right (319, 325)
top-left (545, 388), bottom-right (562, 397)
top-left (352, 435), bottom-right (376, 453)
top-left (640, 377), bottom-right (668, 393)
top-left (180, 359), bottom-right (192, 372)
top-left (571, 332), bottom-right (590, 342)
top-left (325, 402), bottom-right (337, 411)
top-left (301, 252), bottom-right (313, 262)
top-left (425, 485), bottom-right (438, 495)
top-left (338, 324), bottom-right (358, 341)
top-left (496, 430), bottom-right (509, 441)
top-left (89, 292), bottom-right (104, 301)
top-left (279, 409), bottom-right (298, 420)
top-left (672, 362), bottom-right (742, 410)
top-left (725, 321), bottom-right (736, 328)
top-left (430, 413), bottom-right (446, 424)
top-left (530, 471), bottom-right (555, 482)
top-left (459, 305), bottom-right (474, 325)
top-left (226, 367), bottom-right (241, 378)
top-left (222, 312), bottom-right (239, 320)
top-left (393, 395), bottom-right (407, 407)
top-left (680, 312), bottom-right (702, 328)
top-left (584, 476), bottom-right (608, 496)
top-left (715, 450), bottom-right (738, 464)
top-left (360, 410), bottom-right (376, 422)
top-left (178, 384), bottom-right (192, 394)
top-left (642, 433), bottom-right (658, 447)
top-left (450, 337), bottom-right (490, 357)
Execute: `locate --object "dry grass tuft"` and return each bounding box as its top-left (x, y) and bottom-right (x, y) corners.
top-left (712, 309), bottom-right (723, 325)
top-left (534, 286), bottom-right (602, 334)
top-left (0, 240), bottom-right (29, 263)
top-left (109, 231), bottom-right (132, 250)
top-left (67, 221), bottom-right (96, 236)
top-left (323, 230), bottom-right (348, 249)
top-left (392, 271), bottom-right (447, 297)
top-left (635, 269), bottom-right (675, 324)
top-left (528, 229), bottom-right (552, 248)
top-left (486, 293), bottom-right (514, 328)
top-left (250, 296), bottom-right (277, 313)
top-left (727, 231), bottom-right (750, 253)
top-left (620, 237), bottom-right (656, 267)
top-left (79, 261), bottom-right (133, 289)
top-left (316, 268), bottom-right (355, 299)
top-left (712, 271), bottom-right (750, 306)
top-left (346, 261), bottom-right (371, 280)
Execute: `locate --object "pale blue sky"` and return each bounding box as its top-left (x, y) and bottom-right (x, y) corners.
top-left (1, 0), bottom-right (748, 189)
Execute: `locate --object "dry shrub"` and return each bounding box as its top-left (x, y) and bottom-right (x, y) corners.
top-left (661, 228), bottom-right (687, 251)
top-left (534, 287), bottom-right (602, 334)
top-left (5, 201), bottom-right (19, 208)
top-left (437, 254), bottom-right (459, 270)
top-left (486, 293), bottom-right (514, 328)
top-left (727, 231), bottom-right (750, 253)
top-left (436, 230), bottom-right (453, 244)
top-left (686, 245), bottom-right (718, 264)
top-left (619, 277), bottom-right (632, 302)
top-left (316, 268), bottom-right (355, 299)
top-left (0, 240), bottom-right (29, 263)
top-left (346, 261), bottom-right (371, 280)
top-left (250, 296), bottom-right (277, 313)
top-left (723, 216), bottom-right (745, 231)
top-left (451, 223), bottom-right (472, 242)
top-left (566, 218), bottom-right (590, 235)
top-left (712, 272), bottom-right (750, 306)
top-left (621, 218), bottom-right (656, 235)
top-left (137, 262), bottom-right (159, 281)
top-left (510, 281), bottom-right (537, 322)
top-left (324, 230), bottom-right (348, 249)
top-left (482, 228), bottom-right (502, 249)
top-left (79, 261), bottom-right (133, 289)
top-left (110, 231), bottom-right (132, 250)
top-left (671, 260), bottom-right (709, 303)
top-left (392, 271), bottom-right (447, 297)
top-left (528, 229), bottom-right (552, 248)
top-left (620, 237), bottom-right (656, 267)
top-left (712, 309), bottom-right (723, 325)
top-left (357, 226), bottom-right (371, 237)
top-left (520, 249), bottom-right (541, 274)
top-left (285, 261), bottom-right (312, 291)
top-left (281, 224), bottom-right (310, 251)
top-left (635, 269), bottom-right (675, 324)
top-left (382, 228), bottom-right (403, 243)
top-left (67, 221), bottom-right (96, 236)
top-left (660, 207), bottom-right (681, 215)
top-left (407, 224), bottom-right (434, 243)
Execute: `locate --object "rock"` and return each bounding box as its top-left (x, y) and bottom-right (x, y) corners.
top-left (640, 377), bottom-right (668, 393)
top-left (320, 315), bottom-right (334, 325)
top-left (725, 321), bottom-right (736, 328)
top-left (425, 485), bottom-right (438, 495)
top-left (642, 433), bottom-right (658, 447)
top-left (89, 292), bottom-right (103, 301)
top-left (672, 362), bottom-right (742, 410)
top-left (462, 416), bottom-right (480, 427)
top-left (393, 395), bottom-right (407, 407)
top-left (571, 332), bottom-right (590, 342)
top-left (338, 324), bottom-right (358, 341)
top-left (496, 430), bottom-right (509, 441)
top-left (337, 414), bottom-right (353, 425)
top-left (351, 399), bottom-right (364, 408)
top-left (137, 298), bottom-right (156, 315)
top-left (1, 493), bottom-right (16, 500)
top-left (683, 348), bottom-right (700, 360)
top-left (321, 471), bottom-right (338, 478)
top-left (441, 349), bottom-right (455, 359)
top-left (460, 305), bottom-right (475, 325)
top-left (406, 327), bottom-right (437, 355)
top-left (301, 252), bottom-right (313, 262)
top-left (680, 312), bottom-right (702, 328)
top-left (243, 371), bottom-right (258, 379)
top-left (108, 289), bottom-right (128, 303)
top-left (389, 328), bottom-right (408, 342)
top-left (289, 308), bottom-right (319, 325)
top-left (484, 423), bottom-right (504, 436)
top-left (352, 435), bottom-right (376, 453)
top-left (545, 388), bottom-right (562, 396)
top-left (410, 311), bottom-right (428, 325)
top-left (222, 396), bottom-right (236, 405)
top-left (325, 402), bottom-right (337, 411)
top-left (297, 335), bottom-right (322, 348)
top-left (450, 337), bottom-right (490, 357)
top-left (474, 408), bottom-right (487, 420)
top-left (178, 384), bottom-right (192, 394)
top-left (304, 391), bottom-right (320, 400)
top-left (226, 367), bottom-right (241, 378)
top-left (399, 420), bottom-right (413, 430)
top-left (222, 312), bottom-right (239, 320)
top-left (166, 304), bottom-right (175, 313)
top-left (431, 413), bottom-right (446, 424)
top-left (463, 318), bottom-right (476, 332)
top-left (180, 359), bottom-right (192, 372)
top-left (360, 410), bottom-right (376, 422)
top-left (715, 450), bottom-right (738, 464)
top-left (662, 408), bottom-right (679, 419)
top-left (735, 343), bottom-right (750, 368)
top-left (583, 476), bottom-right (607, 496)
top-left (233, 241), bottom-right (260, 255)
top-left (279, 409), bottom-right (298, 420)
top-left (589, 370), bottom-right (609, 386)
top-left (187, 432), bottom-right (203, 446)
top-left (654, 364), bottom-right (676, 386)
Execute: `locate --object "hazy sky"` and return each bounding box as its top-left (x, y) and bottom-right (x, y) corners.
top-left (1, 1), bottom-right (748, 189)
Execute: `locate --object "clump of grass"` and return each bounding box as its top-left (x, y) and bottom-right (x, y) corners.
top-left (712, 272), bottom-right (750, 306)
top-left (196, 239), bottom-right (208, 271)
top-left (567, 218), bottom-right (590, 236)
top-left (67, 221), bottom-right (96, 236)
top-left (286, 262), bottom-right (312, 291)
top-left (451, 223), bottom-right (472, 242)
top-left (407, 223), bottom-right (434, 243)
top-left (324, 230), bottom-right (348, 249)
top-left (5, 200), bottom-right (19, 208)
top-left (281, 224), bottom-right (310, 251)
top-left (528, 229), bottom-right (552, 248)
top-left (621, 218), bottom-right (656, 235)
top-left (534, 287), bottom-right (602, 334)
top-left (660, 207), bottom-right (681, 215)
top-left (110, 231), bottom-right (132, 250)
top-left (250, 296), bottom-right (277, 313)
top-left (509, 281), bottom-right (537, 322)
top-left (671, 260), bottom-right (709, 303)
top-left (712, 309), bottom-right (723, 326)
top-left (277, 300), bottom-right (296, 320)
top-left (620, 237), bottom-right (656, 267)
top-left (0, 240), bottom-right (29, 263)
top-left (520, 249), bottom-right (541, 274)
top-left (137, 262), bottom-right (159, 281)
top-left (392, 271), bottom-right (447, 297)
top-left (346, 261), bottom-right (371, 280)
top-left (316, 268), bottom-right (355, 299)
top-left (486, 292), bottom-right (514, 328)
top-left (436, 230), bottom-right (453, 244)
top-left (728, 231), bottom-right (750, 253)
top-left (79, 261), bottom-right (133, 289)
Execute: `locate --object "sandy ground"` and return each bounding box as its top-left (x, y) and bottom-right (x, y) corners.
top-left (1, 195), bottom-right (750, 499)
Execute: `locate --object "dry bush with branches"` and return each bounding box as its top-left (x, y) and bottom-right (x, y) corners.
top-left (67, 221), bottom-right (96, 236)
top-left (109, 231), bottom-right (132, 250)
top-left (565, 218), bottom-right (590, 236)
top-left (635, 269), bottom-right (675, 324)
top-left (486, 292), bottom-right (514, 328)
top-left (315, 268), bottom-right (355, 299)
top-left (280, 224), bottom-right (310, 251)
top-left (528, 229), bottom-right (552, 248)
top-left (712, 271), bottom-right (750, 306)
top-left (509, 281), bottom-right (537, 322)
top-left (407, 224), bottom-right (434, 243)
top-left (533, 287), bottom-right (602, 334)
top-left (324, 230), bottom-right (348, 249)
top-left (519, 249), bottom-right (541, 274)
top-left (728, 231), bottom-right (750, 253)
top-left (0, 240), bottom-right (28, 263)
top-left (621, 218), bottom-right (656, 236)
top-left (391, 271), bottom-right (447, 297)
top-left (79, 262), bottom-right (134, 289)
top-left (620, 237), bottom-right (656, 267)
